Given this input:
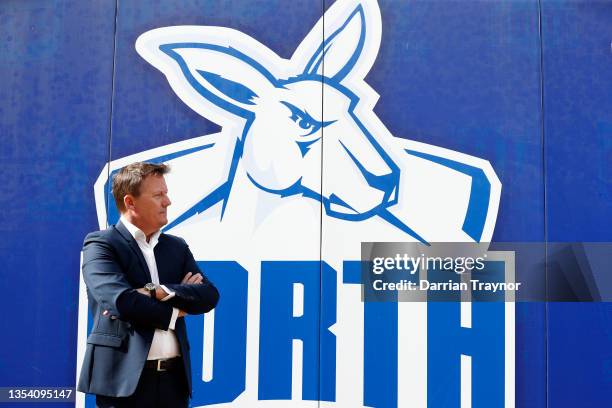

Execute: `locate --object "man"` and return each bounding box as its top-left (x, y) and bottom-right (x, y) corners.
top-left (77, 162), bottom-right (219, 407)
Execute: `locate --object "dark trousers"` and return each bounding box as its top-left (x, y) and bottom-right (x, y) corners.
top-left (96, 362), bottom-right (189, 408)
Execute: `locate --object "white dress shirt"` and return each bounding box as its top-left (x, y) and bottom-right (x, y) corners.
top-left (120, 217), bottom-right (181, 360)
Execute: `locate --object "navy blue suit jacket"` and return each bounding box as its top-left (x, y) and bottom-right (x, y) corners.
top-left (77, 221), bottom-right (219, 397)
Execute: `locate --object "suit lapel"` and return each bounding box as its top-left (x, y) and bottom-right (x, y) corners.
top-left (115, 221), bottom-right (152, 282)
top-left (154, 234), bottom-right (172, 283)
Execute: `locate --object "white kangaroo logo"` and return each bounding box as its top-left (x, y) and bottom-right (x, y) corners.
top-left (97, 0), bottom-right (500, 247)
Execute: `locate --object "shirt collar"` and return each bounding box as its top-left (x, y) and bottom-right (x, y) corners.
top-left (120, 216), bottom-right (161, 247)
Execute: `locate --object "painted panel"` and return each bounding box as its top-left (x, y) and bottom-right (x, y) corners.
top-left (0, 2), bottom-right (116, 406)
top-left (319, 1), bottom-right (544, 407)
top-left (541, 2), bottom-right (612, 407)
top-left (93, 1), bottom-right (326, 407)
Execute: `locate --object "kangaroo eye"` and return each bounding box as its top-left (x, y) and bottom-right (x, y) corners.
top-left (280, 101), bottom-right (336, 140)
top-left (281, 101), bottom-right (322, 136)
top-left (299, 118), bottom-right (313, 130)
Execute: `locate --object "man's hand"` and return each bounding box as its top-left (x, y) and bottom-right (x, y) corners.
top-left (155, 286), bottom-right (169, 300)
top-left (135, 287), bottom-right (187, 317)
top-left (135, 286), bottom-right (171, 300)
top-left (134, 273), bottom-right (203, 317)
top-left (135, 273), bottom-right (202, 298)
top-left (182, 272), bottom-right (204, 284)
top-left (136, 287), bottom-right (150, 297)
top-left (176, 273), bottom-right (203, 318)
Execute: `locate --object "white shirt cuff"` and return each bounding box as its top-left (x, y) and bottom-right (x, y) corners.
top-left (159, 285), bottom-right (176, 301)
top-left (168, 307), bottom-right (179, 331)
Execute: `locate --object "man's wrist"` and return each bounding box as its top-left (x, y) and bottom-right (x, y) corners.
top-left (144, 282), bottom-right (157, 299)
top-left (155, 286), bottom-right (168, 300)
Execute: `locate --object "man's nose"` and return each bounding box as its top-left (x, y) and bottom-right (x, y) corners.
top-left (163, 195), bottom-right (171, 207)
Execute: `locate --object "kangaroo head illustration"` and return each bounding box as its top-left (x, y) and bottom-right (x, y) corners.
top-left (136, 0), bottom-right (431, 242)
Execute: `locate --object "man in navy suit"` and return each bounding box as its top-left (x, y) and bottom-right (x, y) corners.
top-left (77, 162), bottom-right (219, 407)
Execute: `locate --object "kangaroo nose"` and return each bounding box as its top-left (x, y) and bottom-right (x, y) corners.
top-left (339, 140), bottom-right (398, 203)
top-left (368, 172), bottom-right (398, 202)
top-left (354, 169), bottom-right (397, 205)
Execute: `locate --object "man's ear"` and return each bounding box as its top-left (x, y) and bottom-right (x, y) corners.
top-left (123, 195), bottom-right (135, 212)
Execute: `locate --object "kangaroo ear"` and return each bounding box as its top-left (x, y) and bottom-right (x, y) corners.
top-left (304, 5), bottom-right (366, 82)
top-left (157, 43), bottom-right (277, 118)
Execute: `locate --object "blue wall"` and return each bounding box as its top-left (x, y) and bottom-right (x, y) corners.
top-left (541, 2), bottom-right (612, 407)
top-left (0, 2), bottom-right (115, 408)
top-left (0, 1), bottom-right (610, 407)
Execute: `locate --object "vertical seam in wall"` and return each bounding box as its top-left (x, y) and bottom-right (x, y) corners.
top-left (318, 1), bottom-right (326, 405)
top-left (105, 0), bottom-right (119, 228)
top-left (537, 2), bottom-right (549, 408)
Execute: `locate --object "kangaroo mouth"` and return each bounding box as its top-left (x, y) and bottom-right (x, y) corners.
top-left (328, 194), bottom-right (358, 214)
top-left (330, 202), bottom-right (359, 215)
top-left (326, 185), bottom-right (397, 219)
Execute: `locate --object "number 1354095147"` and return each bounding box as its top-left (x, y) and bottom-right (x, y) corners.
top-left (1, 387), bottom-right (74, 402)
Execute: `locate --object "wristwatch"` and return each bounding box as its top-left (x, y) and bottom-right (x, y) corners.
top-left (145, 283), bottom-right (157, 300)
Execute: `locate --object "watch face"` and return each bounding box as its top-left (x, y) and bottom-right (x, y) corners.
top-left (145, 283), bottom-right (156, 291)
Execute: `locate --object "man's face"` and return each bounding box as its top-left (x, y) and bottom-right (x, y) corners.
top-left (129, 174), bottom-right (171, 234)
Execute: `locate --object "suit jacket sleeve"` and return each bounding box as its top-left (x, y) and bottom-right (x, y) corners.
top-left (162, 241), bottom-right (220, 315)
top-left (82, 232), bottom-right (174, 330)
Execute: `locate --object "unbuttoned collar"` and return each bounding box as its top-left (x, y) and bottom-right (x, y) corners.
top-left (120, 216), bottom-right (161, 248)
